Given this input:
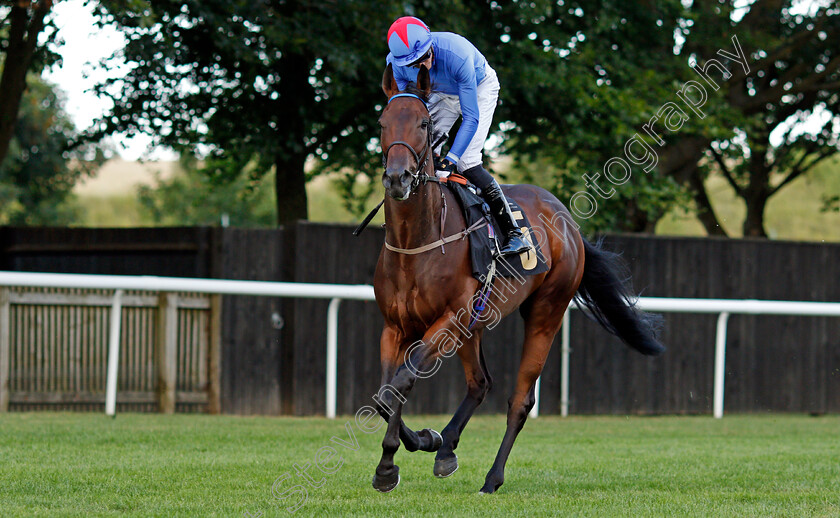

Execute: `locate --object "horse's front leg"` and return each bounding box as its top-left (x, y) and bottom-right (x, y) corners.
top-left (376, 328), bottom-right (443, 454)
top-left (372, 318), bottom-right (450, 492)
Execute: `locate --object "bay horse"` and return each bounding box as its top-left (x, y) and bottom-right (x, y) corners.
top-left (371, 63), bottom-right (664, 494)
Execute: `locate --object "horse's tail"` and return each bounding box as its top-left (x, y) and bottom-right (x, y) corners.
top-left (573, 238), bottom-right (665, 356)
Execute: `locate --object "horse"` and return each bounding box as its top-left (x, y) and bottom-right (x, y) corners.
top-left (370, 63), bottom-right (665, 495)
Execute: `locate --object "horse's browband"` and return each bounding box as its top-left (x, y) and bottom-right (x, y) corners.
top-left (387, 93), bottom-right (426, 105)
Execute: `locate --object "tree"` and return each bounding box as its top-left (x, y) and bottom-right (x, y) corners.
top-left (659, 0), bottom-right (840, 237)
top-left (92, 0), bottom-right (399, 226)
top-left (0, 75), bottom-right (102, 225)
top-left (0, 0), bottom-right (58, 167)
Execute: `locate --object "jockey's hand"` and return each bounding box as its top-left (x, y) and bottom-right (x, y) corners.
top-left (435, 158), bottom-right (456, 178)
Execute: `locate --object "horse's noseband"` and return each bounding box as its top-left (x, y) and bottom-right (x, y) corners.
top-left (382, 93), bottom-right (435, 191)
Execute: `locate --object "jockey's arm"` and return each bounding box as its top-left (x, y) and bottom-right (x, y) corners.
top-left (444, 55), bottom-right (480, 167)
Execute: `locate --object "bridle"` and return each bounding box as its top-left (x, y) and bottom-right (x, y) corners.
top-left (381, 93), bottom-right (436, 192)
top-left (354, 91), bottom-right (438, 236)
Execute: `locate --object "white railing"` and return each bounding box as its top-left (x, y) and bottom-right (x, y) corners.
top-left (0, 271), bottom-right (374, 418)
top-left (1, 271), bottom-right (839, 419)
top-left (536, 297), bottom-right (840, 419)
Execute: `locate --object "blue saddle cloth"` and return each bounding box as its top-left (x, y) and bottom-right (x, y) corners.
top-left (445, 180), bottom-right (549, 281)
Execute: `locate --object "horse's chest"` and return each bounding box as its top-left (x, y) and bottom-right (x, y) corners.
top-left (385, 282), bottom-right (443, 330)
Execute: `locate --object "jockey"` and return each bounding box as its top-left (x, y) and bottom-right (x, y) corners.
top-left (385, 16), bottom-right (532, 257)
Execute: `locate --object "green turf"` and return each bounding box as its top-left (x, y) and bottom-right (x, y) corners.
top-left (1, 413), bottom-right (838, 517)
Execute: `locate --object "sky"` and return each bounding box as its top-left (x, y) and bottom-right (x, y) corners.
top-left (42, 0), bottom-right (173, 160)
top-left (41, 0), bottom-right (831, 161)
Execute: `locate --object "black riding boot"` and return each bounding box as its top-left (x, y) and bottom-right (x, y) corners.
top-left (461, 165), bottom-right (533, 257)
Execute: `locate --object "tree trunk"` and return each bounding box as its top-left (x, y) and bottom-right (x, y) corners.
top-left (0, 0), bottom-right (52, 166)
top-left (741, 139), bottom-right (772, 238)
top-left (622, 199), bottom-right (654, 233)
top-left (274, 152), bottom-right (308, 226)
top-left (742, 191), bottom-right (769, 237)
top-left (273, 50), bottom-right (312, 227)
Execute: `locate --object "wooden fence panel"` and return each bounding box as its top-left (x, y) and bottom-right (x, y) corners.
top-left (215, 228), bottom-right (285, 415)
top-left (2, 225), bottom-right (838, 416)
top-left (0, 227), bottom-right (215, 277)
top-left (2, 288), bottom-right (213, 412)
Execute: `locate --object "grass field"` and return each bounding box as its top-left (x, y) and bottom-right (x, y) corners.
top-left (1, 413), bottom-right (839, 517)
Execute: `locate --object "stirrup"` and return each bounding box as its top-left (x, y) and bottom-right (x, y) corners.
top-left (496, 231), bottom-right (532, 257)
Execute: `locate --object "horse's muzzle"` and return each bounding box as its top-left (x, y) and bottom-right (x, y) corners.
top-left (382, 168), bottom-right (414, 201)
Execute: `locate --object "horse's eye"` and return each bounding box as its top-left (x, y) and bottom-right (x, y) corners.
top-left (421, 120), bottom-right (429, 129)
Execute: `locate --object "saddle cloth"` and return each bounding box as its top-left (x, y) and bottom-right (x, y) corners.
top-left (444, 176), bottom-right (549, 281)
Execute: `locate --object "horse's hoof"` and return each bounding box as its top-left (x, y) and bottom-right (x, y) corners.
top-left (479, 476), bottom-right (502, 494)
top-left (372, 469), bottom-right (401, 493)
top-left (433, 454), bottom-right (458, 478)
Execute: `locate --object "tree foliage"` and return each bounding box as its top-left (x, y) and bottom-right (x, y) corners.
top-left (137, 154), bottom-right (275, 226)
top-left (92, 0), bottom-right (396, 225)
top-left (0, 75), bottom-right (101, 224)
top-left (91, 0), bottom-right (838, 236)
top-left (635, 0), bottom-right (840, 237)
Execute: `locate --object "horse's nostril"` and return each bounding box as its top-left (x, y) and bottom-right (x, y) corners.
top-left (382, 174), bottom-right (392, 188)
top-left (401, 169), bottom-right (413, 183)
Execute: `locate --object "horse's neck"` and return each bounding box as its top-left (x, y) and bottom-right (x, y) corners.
top-left (384, 181), bottom-right (444, 249)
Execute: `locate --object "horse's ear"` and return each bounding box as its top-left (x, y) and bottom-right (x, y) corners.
top-left (382, 63), bottom-right (399, 98)
top-left (417, 65), bottom-right (431, 98)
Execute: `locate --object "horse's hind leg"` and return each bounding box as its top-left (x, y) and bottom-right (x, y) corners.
top-left (480, 298), bottom-right (569, 494)
top-left (434, 331), bottom-right (490, 478)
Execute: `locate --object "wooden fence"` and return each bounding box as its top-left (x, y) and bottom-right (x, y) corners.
top-left (0, 286), bottom-right (218, 412)
top-left (1, 224), bottom-right (838, 416)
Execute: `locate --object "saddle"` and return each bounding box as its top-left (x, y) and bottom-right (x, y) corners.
top-left (353, 174), bottom-right (548, 282)
top-left (440, 174), bottom-right (549, 281)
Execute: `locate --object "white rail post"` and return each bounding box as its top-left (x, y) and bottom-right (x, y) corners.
top-left (156, 293), bottom-right (178, 414)
top-left (105, 289), bottom-right (124, 417)
top-left (713, 312), bottom-right (730, 419)
top-left (326, 298), bottom-right (341, 419)
top-left (560, 308), bottom-right (571, 417)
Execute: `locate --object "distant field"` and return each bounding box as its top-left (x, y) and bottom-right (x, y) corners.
top-left (74, 159), bottom-right (178, 197)
top-left (656, 158), bottom-right (840, 242)
top-left (1, 413), bottom-right (838, 517)
top-left (70, 157), bottom-right (839, 242)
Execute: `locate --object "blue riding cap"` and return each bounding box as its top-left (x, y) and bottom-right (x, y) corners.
top-left (387, 16), bottom-right (432, 67)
